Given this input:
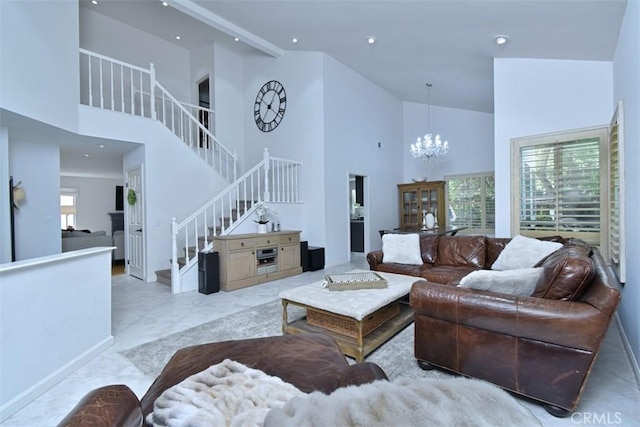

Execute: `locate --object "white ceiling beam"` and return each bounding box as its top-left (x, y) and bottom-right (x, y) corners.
top-left (170, 0), bottom-right (283, 57)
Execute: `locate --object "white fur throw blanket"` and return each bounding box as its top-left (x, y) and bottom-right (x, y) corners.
top-left (146, 359), bottom-right (306, 427)
top-left (264, 377), bottom-right (542, 427)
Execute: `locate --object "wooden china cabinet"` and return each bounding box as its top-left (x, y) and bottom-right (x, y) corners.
top-left (397, 181), bottom-right (446, 230)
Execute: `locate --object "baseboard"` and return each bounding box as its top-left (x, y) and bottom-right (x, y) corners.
top-left (615, 313), bottom-right (640, 388)
top-left (0, 335), bottom-right (114, 423)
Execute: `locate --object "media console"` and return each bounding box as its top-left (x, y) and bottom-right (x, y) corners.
top-left (211, 231), bottom-right (302, 291)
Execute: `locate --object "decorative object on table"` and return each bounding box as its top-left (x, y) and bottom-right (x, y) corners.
top-left (127, 188), bottom-right (137, 205)
top-left (409, 83), bottom-right (449, 169)
top-left (254, 80), bottom-right (287, 132)
top-left (254, 201), bottom-right (277, 234)
top-left (321, 272), bottom-right (388, 291)
top-left (423, 210), bottom-right (436, 229)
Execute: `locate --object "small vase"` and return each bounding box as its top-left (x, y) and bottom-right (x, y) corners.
top-left (257, 223), bottom-right (268, 234)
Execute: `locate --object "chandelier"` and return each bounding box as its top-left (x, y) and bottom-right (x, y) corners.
top-left (410, 83), bottom-right (449, 168)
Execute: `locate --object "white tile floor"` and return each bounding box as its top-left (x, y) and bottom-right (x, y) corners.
top-left (2, 254), bottom-right (639, 426)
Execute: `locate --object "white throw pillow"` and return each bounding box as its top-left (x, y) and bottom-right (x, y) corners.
top-left (382, 233), bottom-right (423, 265)
top-left (459, 268), bottom-right (543, 297)
top-left (491, 235), bottom-right (562, 271)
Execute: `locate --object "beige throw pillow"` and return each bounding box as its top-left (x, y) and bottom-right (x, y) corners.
top-left (459, 268), bottom-right (543, 297)
top-left (382, 233), bottom-right (423, 265)
top-left (491, 235), bottom-right (562, 271)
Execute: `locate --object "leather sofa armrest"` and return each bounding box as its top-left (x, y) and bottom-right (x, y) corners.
top-left (337, 362), bottom-right (388, 388)
top-left (57, 385), bottom-right (143, 427)
top-left (410, 280), bottom-right (612, 352)
top-left (366, 250), bottom-right (384, 270)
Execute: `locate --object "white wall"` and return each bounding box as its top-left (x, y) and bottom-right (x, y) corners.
top-left (9, 140), bottom-right (61, 260)
top-left (403, 103), bottom-right (494, 183)
top-left (213, 42), bottom-right (245, 167)
top-left (493, 59), bottom-right (613, 237)
top-left (243, 51), bottom-right (326, 247)
top-left (0, 0), bottom-right (79, 132)
top-left (189, 42), bottom-right (215, 106)
top-left (0, 249), bottom-right (113, 421)
top-left (60, 176), bottom-right (123, 234)
top-left (80, 8), bottom-right (191, 101)
top-left (323, 54), bottom-right (404, 263)
top-left (613, 0), bottom-right (640, 374)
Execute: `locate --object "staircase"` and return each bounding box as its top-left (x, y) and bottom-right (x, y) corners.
top-left (166, 149), bottom-right (302, 292)
top-left (79, 49), bottom-right (236, 181)
top-left (78, 49), bottom-right (302, 293)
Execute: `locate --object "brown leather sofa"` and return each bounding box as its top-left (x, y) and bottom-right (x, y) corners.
top-left (368, 234), bottom-right (620, 416)
top-left (367, 234), bottom-right (566, 284)
top-left (57, 334), bottom-right (387, 427)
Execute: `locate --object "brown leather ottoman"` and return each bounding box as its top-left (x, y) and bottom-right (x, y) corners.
top-left (58, 333), bottom-right (387, 427)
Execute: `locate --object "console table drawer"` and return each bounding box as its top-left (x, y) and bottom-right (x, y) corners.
top-left (256, 236), bottom-right (278, 247)
top-left (279, 233), bottom-right (300, 245)
top-left (228, 239), bottom-right (255, 251)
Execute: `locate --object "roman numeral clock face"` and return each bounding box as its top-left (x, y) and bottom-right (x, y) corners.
top-left (254, 80), bottom-right (286, 132)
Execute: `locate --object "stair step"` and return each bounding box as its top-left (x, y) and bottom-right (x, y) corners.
top-left (155, 269), bottom-right (171, 286)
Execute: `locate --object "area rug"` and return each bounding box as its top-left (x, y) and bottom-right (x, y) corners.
top-left (120, 300), bottom-right (541, 425)
top-left (119, 299), bottom-right (451, 382)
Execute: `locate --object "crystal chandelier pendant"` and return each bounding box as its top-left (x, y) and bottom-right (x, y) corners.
top-left (410, 84), bottom-right (449, 168)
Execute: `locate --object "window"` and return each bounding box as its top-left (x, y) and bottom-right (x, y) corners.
top-left (609, 102), bottom-right (625, 283)
top-left (511, 127), bottom-right (608, 246)
top-left (60, 189), bottom-right (77, 229)
top-left (446, 172), bottom-right (495, 235)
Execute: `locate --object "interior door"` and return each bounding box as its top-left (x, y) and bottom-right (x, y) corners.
top-left (126, 166), bottom-right (145, 280)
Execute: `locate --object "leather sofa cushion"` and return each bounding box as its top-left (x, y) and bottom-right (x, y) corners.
top-left (485, 238), bottom-right (511, 269)
top-left (374, 262), bottom-right (427, 277)
top-left (532, 247), bottom-right (595, 300)
top-left (435, 235), bottom-right (486, 268)
top-left (421, 266), bottom-right (477, 284)
top-left (420, 235), bottom-right (439, 264)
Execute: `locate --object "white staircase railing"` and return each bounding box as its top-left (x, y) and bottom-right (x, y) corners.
top-left (170, 149), bottom-right (302, 293)
top-left (78, 48), bottom-right (236, 181)
top-left (180, 102), bottom-right (215, 139)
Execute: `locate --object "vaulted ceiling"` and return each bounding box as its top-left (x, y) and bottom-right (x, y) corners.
top-left (83, 0), bottom-right (627, 113)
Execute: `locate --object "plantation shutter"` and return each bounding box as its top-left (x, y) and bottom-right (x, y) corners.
top-left (518, 137), bottom-right (601, 244)
top-left (609, 101), bottom-right (625, 283)
top-left (447, 173), bottom-right (495, 234)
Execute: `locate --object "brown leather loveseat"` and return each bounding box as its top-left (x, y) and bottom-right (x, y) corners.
top-left (369, 234), bottom-right (621, 416)
top-left (58, 334), bottom-right (387, 427)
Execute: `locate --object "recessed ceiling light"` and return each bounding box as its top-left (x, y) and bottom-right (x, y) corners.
top-left (91, 0), bottom-right (98, 4)
top-left (175, 35), bottom-right (181, 40)
top-left (98, 144), bottom-right (105, 148)
top-left (84, 153), bottom-right (90, 157)
top-left (495, 35), bottom-right (509, 45)
top-left (291, 37), bottom-right (298, 44)
top-left (161, 1), bottom-right (168, 5)
top-left (367, 36), bottom-right (376, 44)
top-left (234, 37), bottom-right (240, 42)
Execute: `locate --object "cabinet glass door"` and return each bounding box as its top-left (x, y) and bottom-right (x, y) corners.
top-left (402, 190), bottom-right (419, 227)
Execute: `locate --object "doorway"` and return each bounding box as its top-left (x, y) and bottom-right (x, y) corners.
top-left (349, 174), bottom-right (365, 253)
top-left (126, 165), bottom-right (145, 280)
top-left (197, 77), bottom-right (210, 148)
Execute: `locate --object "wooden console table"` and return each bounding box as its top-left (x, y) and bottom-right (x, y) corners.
top-left (211, 230), bottom-right (302, 291)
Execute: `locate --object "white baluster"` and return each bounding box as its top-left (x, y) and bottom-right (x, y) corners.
top-left (149, 63), bottom-right (157, 120)
top-left (171, 217), bottom-right (180, 294)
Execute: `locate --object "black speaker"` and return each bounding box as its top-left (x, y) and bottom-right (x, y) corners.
top-left (300, 241), bottom-right (309, 272)
top-left (308, 246), bottom-right (325, 271)
top-left (198, 251), bottom-right (220, 294)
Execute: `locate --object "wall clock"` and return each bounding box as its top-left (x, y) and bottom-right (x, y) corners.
top-left (254, 80), bottom-right (286, 132)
